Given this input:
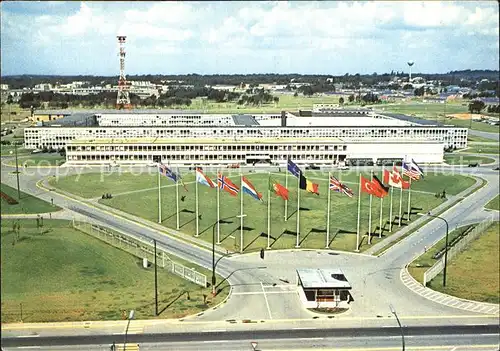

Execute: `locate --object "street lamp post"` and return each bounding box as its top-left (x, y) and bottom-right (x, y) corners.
top-left (153, 239), bottom-right (158, 316)
top-left (123, 310), bottom-right (135, 351)
top-left (389, 304), bottom-right (405, 351)
top-left (426, 212), bottom-right (449, 287)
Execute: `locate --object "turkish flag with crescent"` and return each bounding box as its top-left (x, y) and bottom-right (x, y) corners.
top-left (360, 176), bottom-right (378, 196)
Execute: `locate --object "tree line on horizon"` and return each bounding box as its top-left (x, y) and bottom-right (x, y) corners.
top-left (2, 69), bottom-right (499, 90)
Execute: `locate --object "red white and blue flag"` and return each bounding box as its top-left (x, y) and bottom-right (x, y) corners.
top-left (196, 168), bottom-right (215, 188)
top-left (241, 176), bottom-right (262, 201)
top-left (329, 176), bottom-right (354, 198)
top-left (402, 159), bottom-right (424, 180)
top-left (217, 173), bottom-right (240, 197)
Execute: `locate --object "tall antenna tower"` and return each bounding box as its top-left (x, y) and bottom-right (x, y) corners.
top-left (116, 36), bottom-right (131, 109)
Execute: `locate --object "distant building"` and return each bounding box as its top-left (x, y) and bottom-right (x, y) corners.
top-left (0, 84), bottom-right (8, 91)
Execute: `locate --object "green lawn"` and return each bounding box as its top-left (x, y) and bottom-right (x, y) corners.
top-left (428, 222), bottom-right (500, 304)
top-left (3, 154), bottom-right (66, 167)
top-left (0, 144), bottom-right (31, 157)
top-left (444, 154), bottom-right (495, 165)
top-left (1, 219), bottom-right (227, 323)
top-left (467, 135), bottom-right (496, 143)
top-left (1, 183), bottom-right (61, 214)
top-left (50, 171), bottom-right (475, 253)
top-left (377, 102), bottom-right (500, 133)
top-left (460, 143), bottom-right (500, 155)
top-left (408, 225), bottom-right (475, 284)
top-left (485, 195), bottom-right (499, 211)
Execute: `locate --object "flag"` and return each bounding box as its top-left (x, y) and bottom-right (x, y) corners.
top-left (241, 176), bottom-right (262, 201)
top-left (287, 159), bottom-right (302, 178)
top-left (360, 176), bottom-right (378, 196)
top-left (196, 168), bottom-right (215, 188)
top-left (371, 175), bottom-right (389, 198)
top-left (306, 180), bottom-right (320, 195)
top-left (159, 163), bottom-right (178, 182)
top-left (410, 159), bottom-right (424, 178)
top-left (384, 168), bottom-right (410, 189)
top-left (403, 160), bottom-right (424, 180)
top-left (269, 178), bottom-right (289, 201)
top-left (329, 176), bottom-right (354, 198)
top-left (360, 175), bottom-right (388, 198)
top-left (217, 173), bottom-right (240, 196)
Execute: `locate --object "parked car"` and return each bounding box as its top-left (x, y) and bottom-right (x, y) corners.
top-left (468, 163), bottom-right (479, 167)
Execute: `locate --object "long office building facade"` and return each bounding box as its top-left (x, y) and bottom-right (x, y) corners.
top-left (24, 109), bottom-right (468, 166)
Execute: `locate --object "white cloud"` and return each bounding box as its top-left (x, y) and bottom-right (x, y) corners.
top-left (0, 1), bottom-right (498, 75)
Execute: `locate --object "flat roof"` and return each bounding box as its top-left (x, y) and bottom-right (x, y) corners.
top-left (297, 268), bottom-right (351, 289)
top-left (232, 114), bottom-right (260, 126)
top-left (380, 112), bottom-right (444, 126)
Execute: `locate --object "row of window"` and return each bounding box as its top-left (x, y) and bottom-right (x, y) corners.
top-left (67, 154), bottom-right (340, 161)
top-left (67, 145), bottom-right (349, 152)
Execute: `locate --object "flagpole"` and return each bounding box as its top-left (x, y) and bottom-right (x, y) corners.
top-left (240, 172), bottom-right (244, 253)
top-left (389, 162), bottom-right (394, 232)
top-left (356, 173), bottom-right (361, 252)
top-left (267, 172), bottom-right (271, 249)
top-left (379, 166), bottom-right (384, 238)
top-left (176, 166), bottom-right (180, 230)
top-left (284, 167), bottom-right (288, 221)
top-left (368, 170), bottom-right (373, 245)
top-left (217, 169), bottom-right (220, 244)
top-left (407, 177), bottom-right (412, 221)
top-left (326, 171), bottom-right (331, 249)
top-left (295, 172), bottom-right (300, 248)
top-left (195, 166), bottom-right (199, 237)
top-left (157, 164), bottom-right (161, 224)
top-left (398, 166), bottom-right (403, 227)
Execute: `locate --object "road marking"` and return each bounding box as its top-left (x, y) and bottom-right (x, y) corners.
top-left (232, 291), bottom-right (297, 295)
top-left (202, 340), bottom-right (230, 343)
top-left (261, 282), bottom-right (273, 320)
top-left (299, 337), bottom-right (324, 340)
top-left (204, 329), bottom-right (227, 332)
top-left (293, 327), bottom-right (315, 330)
top-left (16, 347), bottom-right (41, 349)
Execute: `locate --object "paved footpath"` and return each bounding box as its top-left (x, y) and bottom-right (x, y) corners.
top-left (364, 176), bottom-right (483, 256)
top-left (400, 268), bottom-right (499, 315)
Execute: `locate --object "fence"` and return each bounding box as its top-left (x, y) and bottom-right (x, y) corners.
top-left (423, 218), bottom-right (495, 286)
top-left (72, 220), bottom-right (207, 288)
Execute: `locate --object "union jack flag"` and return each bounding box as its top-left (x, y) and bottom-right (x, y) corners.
top-left (329, 176), bottom-right (354, 198)
top-left (217, 173), bottom-right (240, 197)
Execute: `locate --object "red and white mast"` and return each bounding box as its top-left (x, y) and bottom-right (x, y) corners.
top-left (116, 35), bottom-right (131, 109)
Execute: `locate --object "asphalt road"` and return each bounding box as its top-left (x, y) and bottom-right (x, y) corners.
top-left (2, 325), bottom-right (499, 349)
top-left (1, 161), bottom-right (499, 333)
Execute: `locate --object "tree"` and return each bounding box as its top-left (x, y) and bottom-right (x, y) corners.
top-left (414, 87), bottom-right (425, 96)
top-left (468, 100), bottom-right (485, 114)
top-left (339, 97), bottom-right (345, 105)
top-left (293, 91), bottom-right (298, 97)
top-left (273, 96), bottom-right (279, 104)
top-left (348, 94), bottom-right (355, 103)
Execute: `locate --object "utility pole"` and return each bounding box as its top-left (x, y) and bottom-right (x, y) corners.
top-left (15, 142), bottom-right (21, 200)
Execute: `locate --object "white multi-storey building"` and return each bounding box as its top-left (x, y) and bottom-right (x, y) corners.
top-left (24, 109), bottom-right (467, 165)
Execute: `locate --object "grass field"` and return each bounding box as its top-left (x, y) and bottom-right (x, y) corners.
top-left (49, 170), bottom-right (475, 253)
top-left (444, 154), bottom-right (496, 165)
top-left (0, 105), bottom-right (31, 123)
top-left (1, 183), bottom-right (61, 214)
top-left (485, 195), bottom-right (499, 211)
top-left (428, 222), bottom-right (499, 304)
top-left (460, 143), bottom-right (500, 155)
top-left (3, 154), bottom-right (66, 167)
top-left (377, 102), bottom-right (499, 133)
top-left (408, 225), bottom-right (475, 284)
top-left (0, 219), bottom-right (227, 323)
top-left (0, 145), bottom-right (31, 157)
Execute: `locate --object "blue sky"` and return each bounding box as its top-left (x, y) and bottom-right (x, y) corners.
top-left (1, 1), bottom-right (498, 76)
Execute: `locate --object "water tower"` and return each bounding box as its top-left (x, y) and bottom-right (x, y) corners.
top-left (407, 61), bottom-right (414, 82)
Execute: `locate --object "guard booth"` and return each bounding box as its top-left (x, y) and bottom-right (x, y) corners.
top-left (296, 268), bottom-right (352, 308)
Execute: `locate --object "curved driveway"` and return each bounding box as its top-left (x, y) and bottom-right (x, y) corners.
top-left (1, 159), bottom-right (498, 322)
